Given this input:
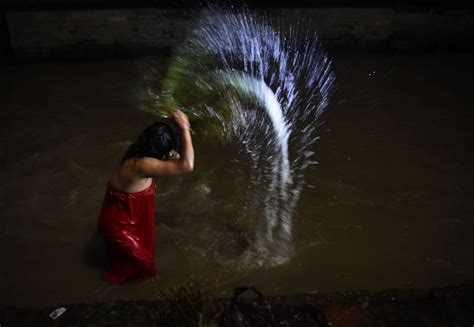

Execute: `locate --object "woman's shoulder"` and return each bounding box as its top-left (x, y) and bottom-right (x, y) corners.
top-left (111, 163), bottom-right (154, 193)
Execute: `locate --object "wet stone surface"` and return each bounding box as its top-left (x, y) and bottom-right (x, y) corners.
top-left (1, 284), bottom-right (473, 326)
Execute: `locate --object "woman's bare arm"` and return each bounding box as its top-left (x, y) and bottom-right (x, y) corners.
top-left (136, 110), bottom-right (194, 177)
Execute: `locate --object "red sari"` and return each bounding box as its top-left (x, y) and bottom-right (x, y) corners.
top-left (97, 180), bottom-right (157, 284)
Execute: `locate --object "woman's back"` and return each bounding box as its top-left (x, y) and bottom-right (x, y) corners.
top-left (110, 159), bottom-right (153, 194)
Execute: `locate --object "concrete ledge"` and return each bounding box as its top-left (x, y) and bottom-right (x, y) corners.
top-left (1, 284), bottom-right (473, 326)
top-left (5, 7), bottom-right (474, 60)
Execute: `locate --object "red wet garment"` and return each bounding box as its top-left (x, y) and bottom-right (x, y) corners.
top-left (97, 180), bottom-right (157, 284)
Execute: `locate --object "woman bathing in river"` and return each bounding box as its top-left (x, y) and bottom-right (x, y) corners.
top-left (97, 109), bottom-right (194, 284)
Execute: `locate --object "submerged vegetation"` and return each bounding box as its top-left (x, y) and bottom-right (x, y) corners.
top-left (161, 283), bottom-right (222, 327)
top-left (2, 284), bottom-right (473, 326)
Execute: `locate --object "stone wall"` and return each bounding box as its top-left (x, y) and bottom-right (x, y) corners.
top-left (4, 7), bottom-right (474, 60)
top-left (6, 9), bottom-right (189, 59)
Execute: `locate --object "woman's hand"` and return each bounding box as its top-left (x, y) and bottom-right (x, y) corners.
top-left (172, 109), bottom-right (190, 131)
top-left (138, 108), bottom-right (194, 177)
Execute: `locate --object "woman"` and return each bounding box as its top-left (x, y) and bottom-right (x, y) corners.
top-left (97, 109), bottom-right (194, 284)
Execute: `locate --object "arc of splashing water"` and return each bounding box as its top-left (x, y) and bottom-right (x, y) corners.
top-left (136, 7), bottom-right (336, 263)
top-left (223, 72), bottom-right (293, 248)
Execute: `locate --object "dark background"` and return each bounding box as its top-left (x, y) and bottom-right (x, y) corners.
top-left (1, 0), bottom-right (474, 63)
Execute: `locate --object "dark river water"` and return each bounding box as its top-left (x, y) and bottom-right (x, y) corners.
top-left (1, 53), bottom-right (473, 308)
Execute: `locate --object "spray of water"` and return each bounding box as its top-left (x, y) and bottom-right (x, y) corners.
top-left (139, 6), bottom-right (335, 265)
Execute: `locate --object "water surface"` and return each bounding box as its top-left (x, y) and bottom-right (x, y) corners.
top-left (0, 53), bottom-right (473, 308)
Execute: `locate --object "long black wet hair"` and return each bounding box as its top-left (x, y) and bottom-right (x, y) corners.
top-left (121, 122), bottom-right (179, 164)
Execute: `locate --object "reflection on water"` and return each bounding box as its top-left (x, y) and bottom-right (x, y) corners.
top-left (0, 53), bottom-right (473, 308)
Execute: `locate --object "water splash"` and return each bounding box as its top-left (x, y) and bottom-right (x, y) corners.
top-left (139, 6), bottom-right (335, 265)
